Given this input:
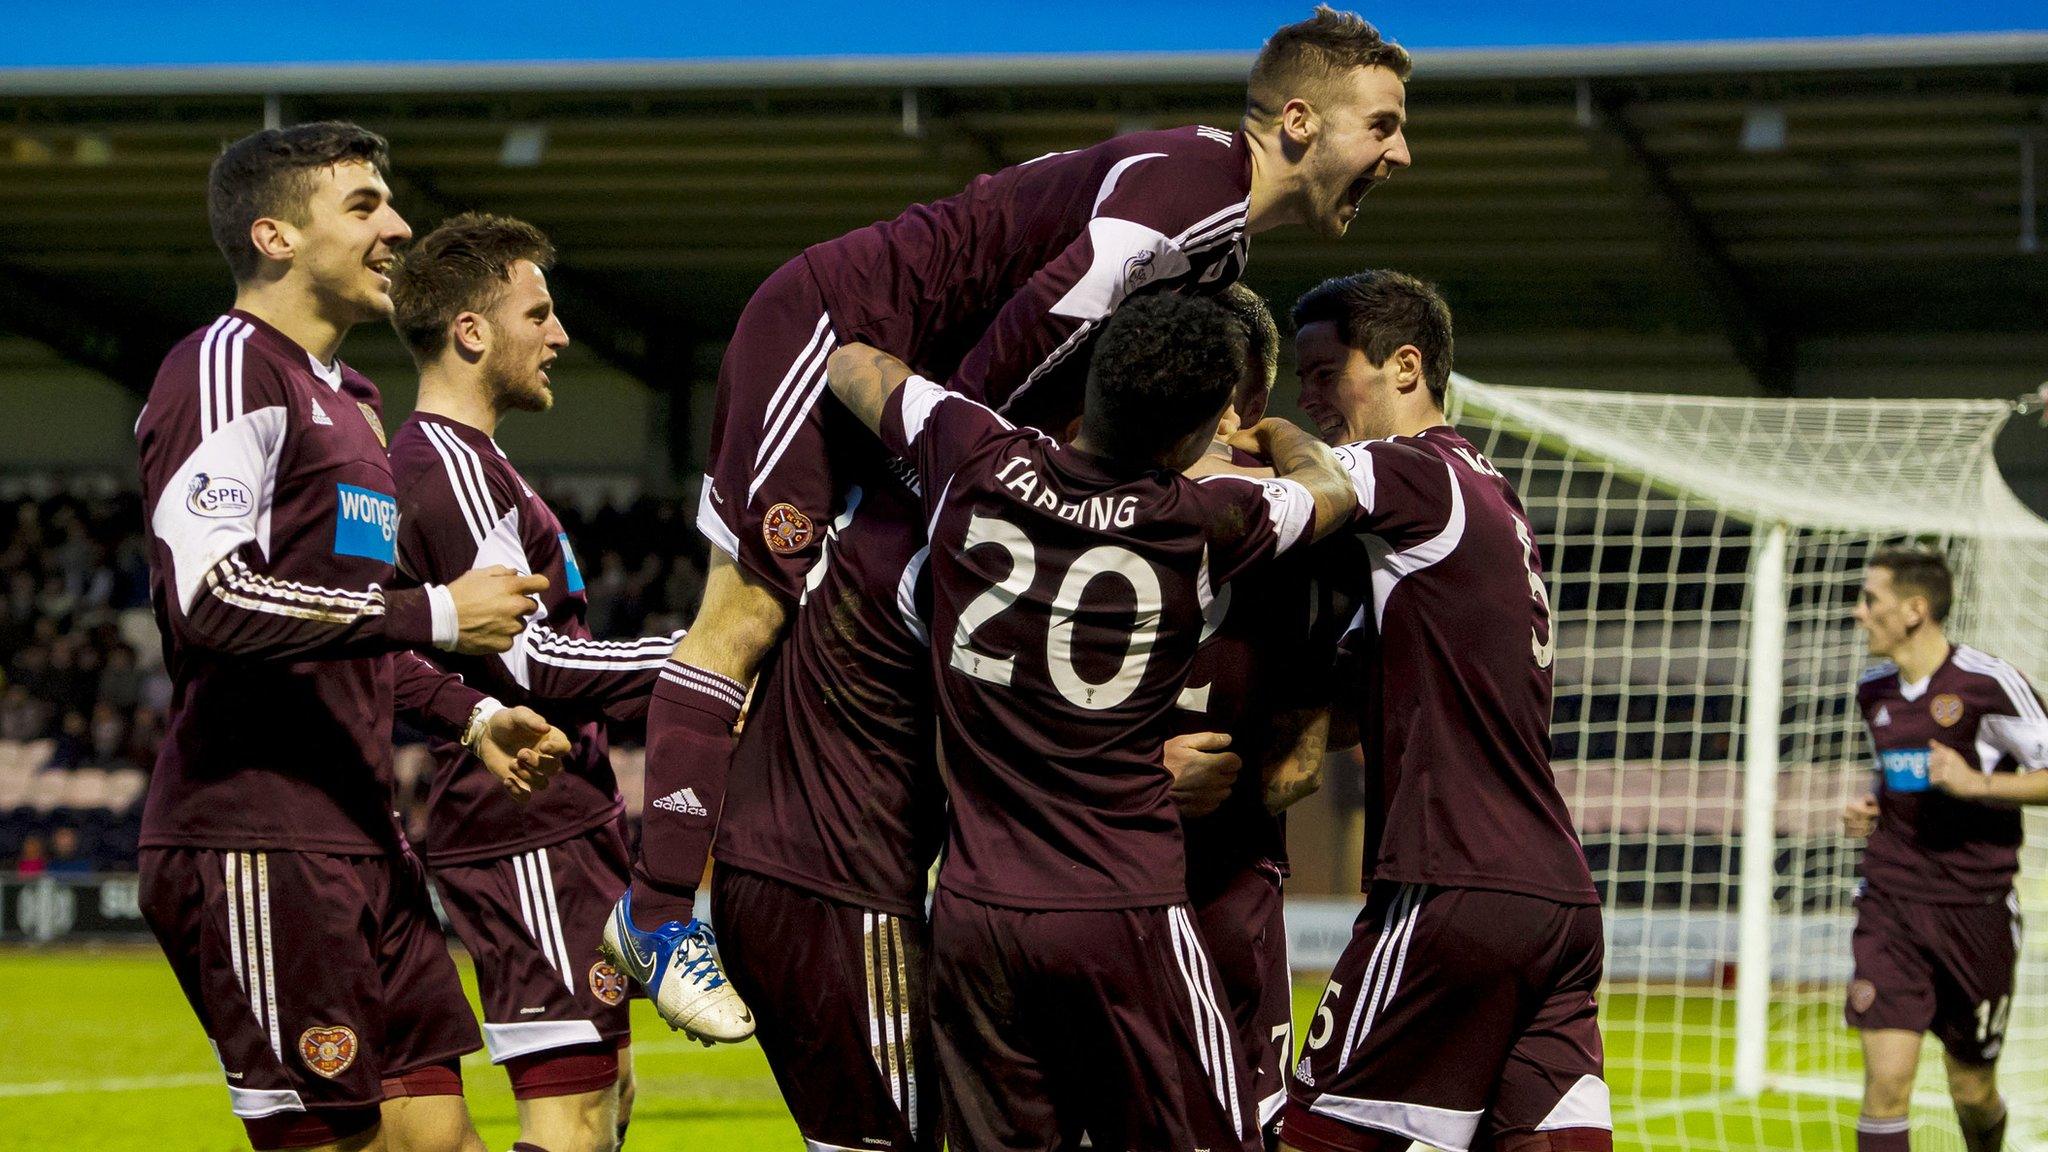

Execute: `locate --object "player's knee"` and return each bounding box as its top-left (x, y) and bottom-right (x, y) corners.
top-left (1862, 1072), bottom-right (1915, 1116)
top-left (1947, 1060), bottom-right (1999, 1108)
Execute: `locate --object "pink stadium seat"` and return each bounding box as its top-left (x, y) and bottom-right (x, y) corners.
top-left (1563, 762), bottom-right (1619, 834)
top-left (1614, 769), bottom-right (1656, 835)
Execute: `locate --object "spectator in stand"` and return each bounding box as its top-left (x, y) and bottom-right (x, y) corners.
top-left (16, 834), bottom-right (47, 877)
top-left (45, 827), bottom-right (92, 876)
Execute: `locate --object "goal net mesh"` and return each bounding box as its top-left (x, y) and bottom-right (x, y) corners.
top-left (1447, 374), bottom-right (2048, 1151)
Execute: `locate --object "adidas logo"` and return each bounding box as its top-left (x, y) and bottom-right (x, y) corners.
top-left (652, 787), bottom-right (709, 817)
top-left (1875, 705), bottom-right (1892, 727)
top-left (309, 403), bottom-right (334, 426)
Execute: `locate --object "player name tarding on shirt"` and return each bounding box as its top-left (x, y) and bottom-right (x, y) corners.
top-left (714, 472), bottom-right (946, 918)
top-left (804, 125), bottom-right (1252, 420)
top-left (390, 413), bottom-right (675, 865)
top-left (1329, 427), bottom-right (1599, 906)
top-left (880, 375), bottom-right (1313, 910)
top-left (1858, 644), bottom-right (2048, 904)
top-left (137, 311), bottom-right (485, 853)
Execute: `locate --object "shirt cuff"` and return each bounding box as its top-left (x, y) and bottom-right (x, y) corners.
top-left (426, 584), bottom-right (460, 650)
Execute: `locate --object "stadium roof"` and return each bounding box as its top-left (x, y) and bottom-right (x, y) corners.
top-left (0, 31), bottom-right (2044, 414)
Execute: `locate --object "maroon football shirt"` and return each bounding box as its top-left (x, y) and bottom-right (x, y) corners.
top-left (879, 376), bottom-right (1316, 910)
top-left (805, 125), bottom-right (1252, 420)
top-left (137, 311), bottom-right (485, 853)
top-left (390, 413), bottom-right (676, 865)
top-left (1330, 427), bottom-right (1598, 905)
top-left (1858, 644), bottom-right (2047, 904)
top-left (714, 469), bottom-right (945, 918)
top-left (1170, 533), bottom-right (1347, 891)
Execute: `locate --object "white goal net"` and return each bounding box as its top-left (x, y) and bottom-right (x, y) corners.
top-left (1446, 374), bottom-right (2048, 1152)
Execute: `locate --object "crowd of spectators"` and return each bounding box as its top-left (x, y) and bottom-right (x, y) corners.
top-left (2, 480), bottom-right (703, 877)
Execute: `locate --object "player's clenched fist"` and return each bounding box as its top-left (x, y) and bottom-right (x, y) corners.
top-left (447, 565), bottom-right (549, 654)
top-left (1842, 792), bottom-right (1879, 838)
top-left (474, 705), bottom-right (571, 801)
top-left (1925, 741), bottom-right (1986, 799)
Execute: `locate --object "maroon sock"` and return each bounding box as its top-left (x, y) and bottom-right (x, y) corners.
top-left (1957, 1099), bottom-right (2006, 1152)
top-left (628, 660), bottom-right (742, 929)
top-left (1857, 1114), bottom-right (1912, 1152)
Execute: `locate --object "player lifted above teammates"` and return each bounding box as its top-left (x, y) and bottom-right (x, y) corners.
top-left (134, 123), bottom-right (568, 1152)
top-left (388, 213), bottom-right (689, 1152)
top-left (1841, 546), bottom-right (2048, 1152)
top-left (826, 294), bottom-right (1360, 1152)
top-left (1273, 272), bottom-right (1611, 1152)
top-left (610, 4), bottom-right (1414, 1035)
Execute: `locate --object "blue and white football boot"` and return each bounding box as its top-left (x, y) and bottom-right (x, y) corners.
top-left (599, 888), bottom-right (754, 1043)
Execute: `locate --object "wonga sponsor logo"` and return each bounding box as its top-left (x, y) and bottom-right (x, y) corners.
top-left (333, 484), bottom-right (399, 563)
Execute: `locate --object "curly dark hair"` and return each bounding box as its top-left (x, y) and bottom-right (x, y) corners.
top-left (1081, 294), bottom-right (1247, 463)
top-left (208, 122), bottom-right (391, 283)
top-left (390, 211), bottom-right (557, 360)
top-left (1218, 282), bottom-right (1280, 407)
top-left (1291, 269), bottom-right (1453, 408)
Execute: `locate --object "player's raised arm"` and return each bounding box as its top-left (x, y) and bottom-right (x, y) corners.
top-left (826, 342), bottom-right (917, 436)
top-left (1235, 416), bottom-right (1356, 540)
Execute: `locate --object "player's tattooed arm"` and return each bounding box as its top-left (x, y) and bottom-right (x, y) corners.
top-left (1233, 417), bottom-right (1356, 541)
top-left (1263, 706), bottom-right (1331, 813)
top-left (826, 342), bottom-right (915, 436)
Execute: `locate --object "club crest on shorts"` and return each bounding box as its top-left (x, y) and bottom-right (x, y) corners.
top-left (1931, 693), bottom-right (1964, 727)
top-left (762, 503), bottom-right (814, 555)
top-left (1850, 978), bottom-right (1878, 1013)
top-left (590, 960), bottom-right (627, 1006)
top-left (299, 1025), bottom-right (358, 1078)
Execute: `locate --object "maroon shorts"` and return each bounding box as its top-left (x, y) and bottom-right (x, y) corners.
top-left (1280, 883), bottom-right (1610, 1152)
top-left (697, 255), bottom-right (855, 600)
top-left (1192, 861), bottom-right (1293, 1135)
top-left (431, 823), bottom-right (633, 1097)
top-left (1847, 888), bottom-right (2021, 1064)
top-left (712, 865), bottom-right (938, 1151)
top-left (930, 888), bottom-right (1259, 1152)
top-left (139, 846), bottom-right (481, 1147)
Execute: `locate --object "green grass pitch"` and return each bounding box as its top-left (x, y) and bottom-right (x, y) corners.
top-left (0, 944), bottom-right (1856, 1151)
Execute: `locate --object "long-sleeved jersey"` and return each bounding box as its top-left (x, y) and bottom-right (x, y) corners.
top-left (138, 311), bottom-right (483, 853)
top-left (807, 124), bottom-right (1252, 423)
top-left (390, 412), bottom-right (674, 865)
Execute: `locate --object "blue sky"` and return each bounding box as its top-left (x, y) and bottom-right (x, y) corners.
top-left (6, 0), bottom-right (2044, 67)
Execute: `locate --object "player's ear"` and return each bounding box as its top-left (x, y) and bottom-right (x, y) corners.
top-left (1281, 97), bottom-right (1320, 149)
top-left (248, 217), bottom-right (296, 268)
top-left (451, 311), bottom-right (490, 359)
top-left (1394, 344), bottom-right (1424, 391)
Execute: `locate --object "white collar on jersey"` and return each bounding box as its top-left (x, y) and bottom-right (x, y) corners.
top-left (1897, 672), bottom-right (1932, 701)
top-left (305, 352), bottom-right (344, 391)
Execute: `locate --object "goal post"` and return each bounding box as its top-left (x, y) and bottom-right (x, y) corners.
top-left (1443, 374), bottom-right (2048, 1151)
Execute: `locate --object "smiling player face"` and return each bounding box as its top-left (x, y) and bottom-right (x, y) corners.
top-left (1294, 319), bottom-right (1404, 444)
top-left (1299, 64), bottom-right (1411, 238)
top-left (290, 160), bottom-right (413, 325)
